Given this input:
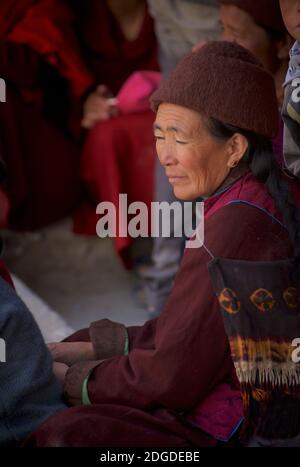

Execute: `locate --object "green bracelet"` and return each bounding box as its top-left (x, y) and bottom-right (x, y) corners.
top-left (82, 331), bottom-right (129, 405)
top-left (82, 373), bottom-right (92, 405)
top-left (124, 331), bottom-right (129, 356)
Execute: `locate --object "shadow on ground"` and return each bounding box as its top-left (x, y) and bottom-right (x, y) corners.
top-left (2, 220), bottom-right (149, 339)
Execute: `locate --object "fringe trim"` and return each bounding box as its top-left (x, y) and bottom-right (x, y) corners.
top-left (235, 362), bottom-right (300, 386)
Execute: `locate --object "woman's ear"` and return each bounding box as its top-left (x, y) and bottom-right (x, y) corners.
top-left (227, 133), bottom-right (249, 168)
top-left (276, 33), bottom-right (294, 60)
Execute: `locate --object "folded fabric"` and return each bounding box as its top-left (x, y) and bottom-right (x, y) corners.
top-left (185, 383), bottom-right (244, 442)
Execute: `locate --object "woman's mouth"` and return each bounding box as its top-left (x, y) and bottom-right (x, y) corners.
top-left (167, 176), bottom-right (188, 184)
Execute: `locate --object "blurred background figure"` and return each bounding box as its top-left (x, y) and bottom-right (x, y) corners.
top-left (219, 0), bottom-right (292, 163)
top-left (0, 0), bottom-right (161, 337)
top-left (0, 0), bottom-right (94, 230)
top-left (220, 0), bottom-right (291, 107)
top-left (141, 0), bottom-right (221, 317)
top-left (72, 0), bottom-right (160, 268)
top-left (149, 0), bottom-right (219, 75)
top-left (72, 0), bottom-right (158, 128)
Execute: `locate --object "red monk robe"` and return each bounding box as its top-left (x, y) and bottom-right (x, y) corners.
top-left (73, 111), bottom-right (156, 267)
top-left (72, 1), bottom-right (159, 263)
top-left (72, 0), bottom-right (159, 95)
top-left (0, 0), bottom-right (93, 230)
top-left (24, 171), bottom-right (298, 447)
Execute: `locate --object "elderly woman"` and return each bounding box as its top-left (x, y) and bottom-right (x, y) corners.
top-left (144, 0), bottom-right (291, 321)
top-left (25, 42), bottom-right (300, 447)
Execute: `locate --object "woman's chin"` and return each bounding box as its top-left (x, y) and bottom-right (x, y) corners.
top-left (173, 186), bottom-right (199, 201)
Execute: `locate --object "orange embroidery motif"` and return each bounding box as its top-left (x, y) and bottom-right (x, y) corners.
top-left (218, 288), bottom-right (241, 315)
top-left (250, 288), bottom-right (275, 312)
top-left (252, 388), bottom-right (270, 402)
top-left (283, 287), bottom-right (300, 310)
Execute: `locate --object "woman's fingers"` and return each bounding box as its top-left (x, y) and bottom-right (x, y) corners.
top-left (47, 342), bottom-right (95, 366)
top-left (47, 342), bottom-right (57, 352)
top-left (53, 361), bottom-right (69, 385)
top-left (47, 342), bottom-right (67, 363)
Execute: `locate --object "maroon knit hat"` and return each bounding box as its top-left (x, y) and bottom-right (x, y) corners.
top-left (219, 0), bottom-right (286, 35)
top-left (150, 41), bottom-right (279, 138)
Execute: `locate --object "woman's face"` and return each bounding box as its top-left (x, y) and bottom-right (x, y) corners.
top-left (154, 103), bottom-right (233, 200)
top-left (220, 5), bottom-right (278, 72)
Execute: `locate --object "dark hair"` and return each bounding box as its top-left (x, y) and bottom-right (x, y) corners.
top-left (263, 26), bottom-right (286, 43)
top-left (205, 117), bottom-right (300, 263)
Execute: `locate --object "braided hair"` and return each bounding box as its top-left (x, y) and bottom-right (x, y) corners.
top-left (205, 117), bottom-right (300, 264)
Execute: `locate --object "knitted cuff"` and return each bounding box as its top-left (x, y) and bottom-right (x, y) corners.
top-left (64, 360), bottom-right (103, 406)
top-left (89, 319), bottom-right (128, 360)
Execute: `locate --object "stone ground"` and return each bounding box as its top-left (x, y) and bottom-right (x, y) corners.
top-left (2, 219), bottom-right (150, 343)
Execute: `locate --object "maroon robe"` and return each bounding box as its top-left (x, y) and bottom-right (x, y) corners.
top-left (24, 171), bottom-right (299, 447)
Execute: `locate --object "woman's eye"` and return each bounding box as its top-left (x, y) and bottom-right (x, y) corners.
top-left (154, 135), bottom-right (165, 141)
top-left (176, 140), bottom-right (187, 145)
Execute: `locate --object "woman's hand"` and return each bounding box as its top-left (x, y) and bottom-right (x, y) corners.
top-left (48, 342), bottom-right (95, 366)
top-left (81, 84), bottom-right (118, 129)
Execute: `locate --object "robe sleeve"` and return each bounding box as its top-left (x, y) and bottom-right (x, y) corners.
top-left (63, 317), bottom-right (158, 360)
top-left (63, 203), bottom-right (291, 410)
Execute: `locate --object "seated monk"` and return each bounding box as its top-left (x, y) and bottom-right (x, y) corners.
top-left (72, 0), bottom-right (159, 264)
top-left (73, 0), bottom-right (159, 128)
top-left (24, 42), bottom-right (300, 447)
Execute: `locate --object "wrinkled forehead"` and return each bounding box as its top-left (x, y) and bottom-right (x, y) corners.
top-left (154, 103), bottom-right (204, 135)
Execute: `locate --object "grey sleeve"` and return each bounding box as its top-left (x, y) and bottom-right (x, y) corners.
top-left (0, 278), bottom-right (67, 446)
top-left (282, 80), bottom-right (300, 179)
top-left (147, 0), bottom-right (220, 75)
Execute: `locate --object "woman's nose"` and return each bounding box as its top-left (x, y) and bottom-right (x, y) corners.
top-left (158, 145), bottom-right (176, 167)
